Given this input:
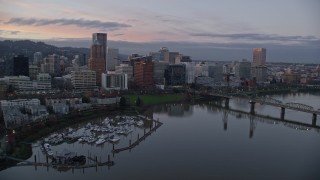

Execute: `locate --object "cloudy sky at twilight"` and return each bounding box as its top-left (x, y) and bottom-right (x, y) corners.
top-left (0, 0), bottom-right (319, 62)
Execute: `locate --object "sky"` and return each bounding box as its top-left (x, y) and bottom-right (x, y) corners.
top-left (0, 0), bottom-right (319, 63)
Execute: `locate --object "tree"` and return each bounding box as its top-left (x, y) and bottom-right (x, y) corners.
top-left (82, 96), bottom-right (90, 103)
top-left (135, 96), bottom-right (143, 107)
top-left (119, 97), bottom-right (127, 108)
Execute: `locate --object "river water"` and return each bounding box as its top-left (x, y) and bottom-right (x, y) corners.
top-left (1, 92), bottom-right (320, 180)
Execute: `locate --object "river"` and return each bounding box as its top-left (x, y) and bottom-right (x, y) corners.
top-left (1, 92), bottom-right (320, 179)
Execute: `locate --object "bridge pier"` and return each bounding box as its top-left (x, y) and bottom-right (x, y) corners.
top-left (281, 107), bottom-right (285, 120)
top-left (312, 113), bottom-right (317, 126)
top-left (249, 101), bottom-right (256, 114)
top-left (224, 98), bottom-right (230, 109)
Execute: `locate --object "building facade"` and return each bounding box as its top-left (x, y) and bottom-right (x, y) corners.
top-left (101, 72), bottom-right (128, 90)
top-left (89, 40), bottom-right (106, 86)
top-left (71, 70), bottom-right (96, 89)
top-left (165, 64), bottom-right (186, 86)
top-left (235, 60), bottom-right (251, 79)
top-left (208, 64), bottom-right (223, 82)
top-left (134, 59), bottom-right (154, 89)
top-left (106, 48), bottom-right (119, 71)
top-left (252, 48), bottom-right (266, 66)
top-left (13, 55), bottom-right (29, 76)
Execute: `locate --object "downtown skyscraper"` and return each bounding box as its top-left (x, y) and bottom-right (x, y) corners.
top-left (89, 33), bottom-right (107, 86)
top-left (252, 48), bottom-right (266, 66)
top-left (252, 48), bottom-right (267, 82)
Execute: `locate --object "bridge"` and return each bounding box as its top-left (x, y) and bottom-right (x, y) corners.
top-left (199, 90), bottom-right (320, 126)
top-left (207, 102), bottom-right (320, 139)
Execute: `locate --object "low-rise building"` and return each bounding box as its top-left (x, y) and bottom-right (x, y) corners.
top-left (2, 107), bottom-right (29, 129)
top-left (52, 103), bottom-right (69, 114)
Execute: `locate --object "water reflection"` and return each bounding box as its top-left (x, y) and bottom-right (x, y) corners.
top-left (152, 101), bottom-right (320, 138)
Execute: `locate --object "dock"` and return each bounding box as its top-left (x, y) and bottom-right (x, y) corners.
top-left (112, 120), bottom-right (163, 153)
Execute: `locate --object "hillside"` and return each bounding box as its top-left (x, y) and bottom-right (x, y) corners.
top-left (0, 40), bottom-right (89, 61)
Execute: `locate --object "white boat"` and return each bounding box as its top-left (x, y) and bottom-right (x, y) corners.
top-left (87, 137), bottom-right (96, 143)
top-left (47, 151), bottom-right (54, 156)
top-left (108, 135), bottom-right (120, 143)
top-left (136, 120), bottom-right (144, 126)
top-left (95, 138), bottom-right (106, 145)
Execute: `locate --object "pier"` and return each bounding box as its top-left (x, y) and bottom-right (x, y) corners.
top-left (112, 120), bottom-right (163, 153)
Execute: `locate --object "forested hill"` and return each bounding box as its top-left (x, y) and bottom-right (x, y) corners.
top-left (0, 40), bottom-right (89, 60)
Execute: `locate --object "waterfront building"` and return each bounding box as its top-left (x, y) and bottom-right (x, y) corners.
top-left (183, 62), bottom-right (195, 84)
top-left (90, 97), bottom-right (120, 105)
top-left (134, 59), bottom-right (154, 89)
top-left (70, 70), bottom-right (96, 89)
top-left (165, 64), bottom-right (186, 86)
top-left (153, 61), bottom-right (168, 85)
top-left (101, 72), bottom-right (128, 90)
top-left (52, 103), bottom-right (69, 114)
top-left (106, 48), bottom-right (119, 71)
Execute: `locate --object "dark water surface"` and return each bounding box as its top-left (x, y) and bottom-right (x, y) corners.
top-left (1, 93), bottom-right (320, 180)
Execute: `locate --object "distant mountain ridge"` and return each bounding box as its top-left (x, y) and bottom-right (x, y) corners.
top-left (0, 40), bottom-right (90, 60)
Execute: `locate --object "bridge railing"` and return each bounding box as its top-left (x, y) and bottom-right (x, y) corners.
top-left (285, 102), bottom-right (314, 111)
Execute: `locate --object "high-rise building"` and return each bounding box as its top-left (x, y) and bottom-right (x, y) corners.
top-left (89, 33), bottom-right (107, 86)
top-left (13, 55), bottom-right (29, 76)
top-left (153, 61), bottom-right (168, 84)
top-left (252, 48), bottom-right (266, 66)
top-left (150, 47), bottom-right (169, 61)
top-left (134, 59), bottom-right (154, 89)
top-left (106, 48), bottom-right (119, 71)
top-left (208, 64), bottom-right (223, 82)
top-left (252, 48), bottom-right (266, 80)
top-left (165, 64), bottom-right (186, 85)
top-left (92, 33), bottom-right (107, 59)
top-left (33, 52), bottom-right (42, 66)
top-left (164, 51), bottom-right (179, 64)
top-left (235, 59), bottom-right (251, 79)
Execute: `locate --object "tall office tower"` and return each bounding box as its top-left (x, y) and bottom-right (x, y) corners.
top-left (106, 48), bottom-right (119, 71)
top-left (252, 48), bottom-right (266, 66)
top-left (13, 55), bottom-right (29, 76)
top-left (134, 59), bottom-right (154, 89)
top-left (252, 48), bottom-right (266, 81)
top-left (208, 64), bottom-right (223, 82)
top-left (92, 33), bottom-right (107, 59)
top-left (89, 33), bottom-right (107, 86)
top-left (33, 52), bottom-right (42, 66)
top-left (235, 59), bottom-right (251, 79)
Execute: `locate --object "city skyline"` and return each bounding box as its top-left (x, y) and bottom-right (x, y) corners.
top-left (0, 0), bottom-right (319, 63)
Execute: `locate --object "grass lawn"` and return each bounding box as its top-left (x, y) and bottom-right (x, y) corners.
top-left (126, 94), bottom-right (184, 106)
